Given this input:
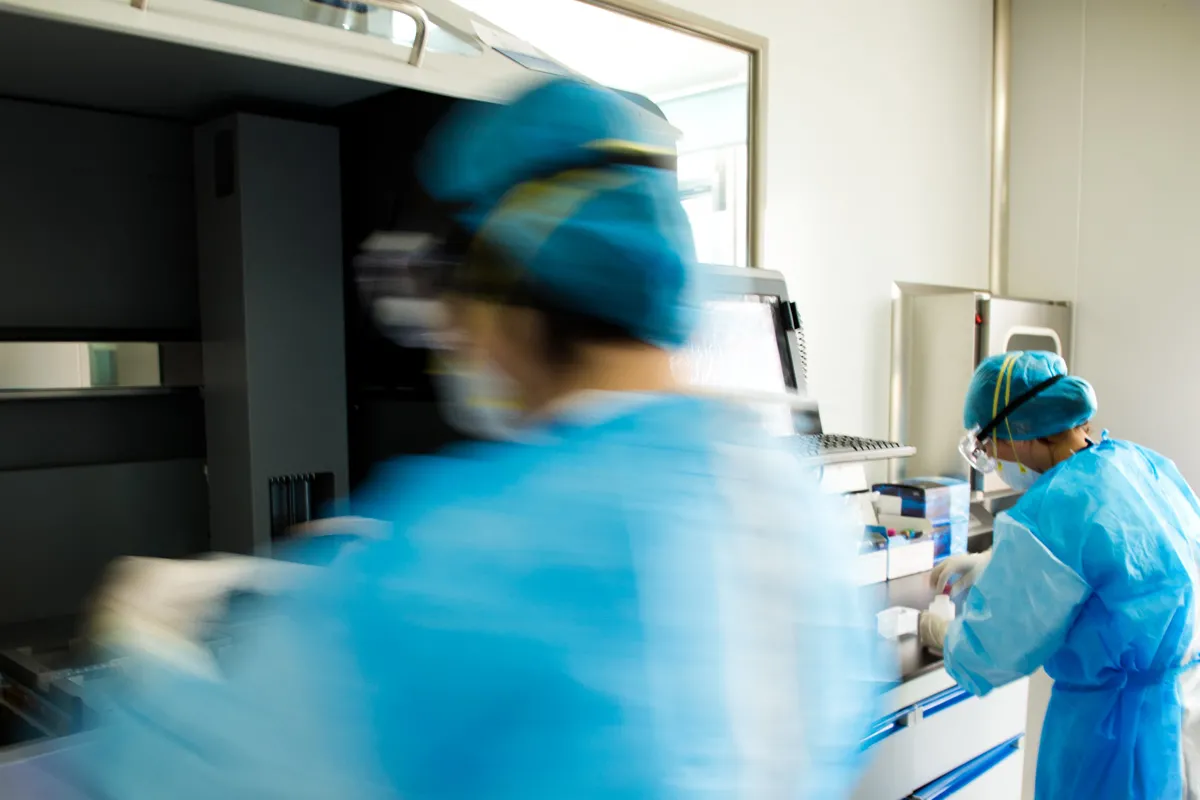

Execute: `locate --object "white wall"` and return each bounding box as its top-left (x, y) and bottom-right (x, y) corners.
top-left (654, 0), bottom-right (995, 441)
top-left (1009, 0), bottom-right (1200, 481)
top-left (1008, 5), bottom-right (1200, 794)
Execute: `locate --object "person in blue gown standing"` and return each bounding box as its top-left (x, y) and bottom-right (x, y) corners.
top-left (72, 77), bottom-right (884, 799)
top-left (923, 350), bottom-right (1200, 798)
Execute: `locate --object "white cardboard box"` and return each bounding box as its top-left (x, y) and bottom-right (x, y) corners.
top-left (886, 536), bottom-right (935, 579)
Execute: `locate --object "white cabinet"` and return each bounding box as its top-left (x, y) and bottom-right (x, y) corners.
top-left (940, 743), bottom-right (1023, 800)
top-left (0, 0), bottom-right (564, 102)
top-left (854, 669), bottom-right (1028, 800)
top-left (909, 736), bottom-right (1024, 800)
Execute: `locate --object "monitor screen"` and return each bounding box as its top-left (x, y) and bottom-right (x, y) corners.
top-left (674, 295), bottom-right (797, 436)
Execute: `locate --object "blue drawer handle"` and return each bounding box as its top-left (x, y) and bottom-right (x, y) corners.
top-left (861, 686), bottom-right (975, 749)
top-left (910, 735), bottom-right (1023, 799)
top-left (861, 707), bottom-right (911, 749)
top-left (917, 686), bottom-right (973, 717)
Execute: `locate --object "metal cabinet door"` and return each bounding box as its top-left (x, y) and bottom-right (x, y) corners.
top-left (982, 299), bottom-right (1071, 366)
top-left (979, 298), bottom-right (1071, 495)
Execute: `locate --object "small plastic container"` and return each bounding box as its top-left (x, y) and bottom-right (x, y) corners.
top-left (928, 594), bottom-right (956, 621)
top-left (876, 606), bottom-right (920, 639)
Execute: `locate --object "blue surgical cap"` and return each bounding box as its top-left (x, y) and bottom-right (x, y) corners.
top-left (418, 78), bottom-right (696, 349)
top-left (964, 351), bottom-right (1097, 441)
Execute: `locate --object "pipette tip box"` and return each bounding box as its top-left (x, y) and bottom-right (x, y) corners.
top-left (877, 515), bottom-right (968, 562)
top-left (884, 531), bottom-right (935, 579)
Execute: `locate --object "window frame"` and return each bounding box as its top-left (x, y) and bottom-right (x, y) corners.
top-left (579, 0), bottom-right (766, 269)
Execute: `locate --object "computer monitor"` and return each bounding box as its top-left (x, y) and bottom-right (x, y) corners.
top-left (677, 266), bottom-right (912, 465)
top-left (674, 265), bottom-right (819, 436)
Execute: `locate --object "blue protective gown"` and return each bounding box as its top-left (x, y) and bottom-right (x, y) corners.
top-left (78, 394), bottom-right (883, 799)
top-left (943, 437), bottom-right (1200, 799)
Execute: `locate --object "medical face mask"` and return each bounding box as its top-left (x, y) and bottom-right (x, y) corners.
top-left (434, 354), bottom-right (523, 441)
top-left (995, 459), bottom-right (1041, 493)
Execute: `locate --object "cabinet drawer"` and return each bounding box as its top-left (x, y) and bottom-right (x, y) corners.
top-left (852, 678), bottom-right (1028, 800)
top-left (910, 735), bottom-right (1024, 799)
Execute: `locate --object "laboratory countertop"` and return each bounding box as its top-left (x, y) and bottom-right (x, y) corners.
top-left (871, 528), bottom-right (993, 686)
top-left (866, 570), bottom-right (946, 683)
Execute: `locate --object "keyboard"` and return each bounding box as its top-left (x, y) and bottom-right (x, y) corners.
top-left (792, 433), bottom-right (915, 464)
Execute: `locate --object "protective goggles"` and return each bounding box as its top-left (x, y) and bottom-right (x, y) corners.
top-left (354, 231), bottom-right (465, 350)
top-left (958, 372), bottom-right (1065, 473)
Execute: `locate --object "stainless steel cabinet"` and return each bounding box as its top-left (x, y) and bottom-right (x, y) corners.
top-left (890, 284), bottom-right (1071, 492)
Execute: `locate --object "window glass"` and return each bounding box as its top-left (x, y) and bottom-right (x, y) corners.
top-left (456, 0), bottom-right (754, 267)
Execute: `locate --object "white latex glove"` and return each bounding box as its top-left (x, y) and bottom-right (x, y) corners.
top-left (929, 551), bottom-right (992, 595)
top-left (90, 554), bottom-right (317, 678)
top-left (918, 611), bottom-right (950, 656)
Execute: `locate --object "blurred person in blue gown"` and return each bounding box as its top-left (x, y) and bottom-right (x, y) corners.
top-left (77, 77), bottom-right (883, 799)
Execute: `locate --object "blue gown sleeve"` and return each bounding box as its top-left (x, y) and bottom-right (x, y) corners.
top-left (943, 511), bottom-right (1091, 696)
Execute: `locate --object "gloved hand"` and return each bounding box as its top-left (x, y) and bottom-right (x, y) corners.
top-left (929, 551), bottom-right (992, 595)
top-left (918, 611), bottom-right (950, 656)
top-left (90, 554), bottom-right (318, 678)
top-left (90, 518), bottom-right (383, 676)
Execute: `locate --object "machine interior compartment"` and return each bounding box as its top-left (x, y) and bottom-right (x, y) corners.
top-left (0, 7), bottom-right (474, 634)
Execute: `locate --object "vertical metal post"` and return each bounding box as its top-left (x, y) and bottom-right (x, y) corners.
top-left (988, 0), bottom-right (1012, 296)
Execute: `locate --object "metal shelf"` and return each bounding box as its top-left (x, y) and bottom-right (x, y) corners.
top-left (0, 387), bottom-right (200, 402)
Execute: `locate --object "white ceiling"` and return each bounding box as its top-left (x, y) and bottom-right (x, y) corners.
top-left (454, 0), bottom-right (749, 101)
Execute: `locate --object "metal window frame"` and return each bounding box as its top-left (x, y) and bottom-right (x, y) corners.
top-left (579, 0), bottom-right (767, 269)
